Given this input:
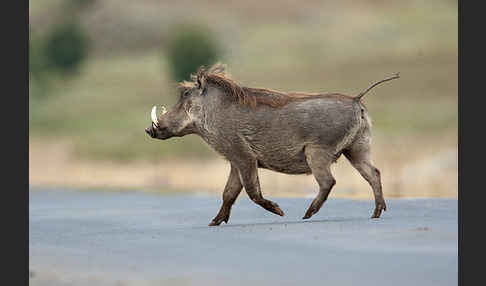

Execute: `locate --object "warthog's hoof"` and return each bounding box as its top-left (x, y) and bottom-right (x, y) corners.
top-left (208, 213), bottom-right (230, 226)
top-left (302, 210), bottom-right (314, 220)
top-left (208, 221), bottom-right (222, 226)
top-left (371, 201), bottom-right (387, 218)
top-left (256, 199), bottom-right (285, 216)
top-left (273, 205), bottom-right (285, 216)
top-left (302, 204), bottom-right (320, 219)
top-left (265, 201), bottom-right (284, 216)
top-left (208, 219), bottom-right (227, 226)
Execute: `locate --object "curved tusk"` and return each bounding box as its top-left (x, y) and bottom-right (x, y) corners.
top-left (151, 106), bottom-right (159, 127)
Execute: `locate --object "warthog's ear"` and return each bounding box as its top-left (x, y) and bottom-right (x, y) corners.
top-left (195, 66), bottom-right (207, 90)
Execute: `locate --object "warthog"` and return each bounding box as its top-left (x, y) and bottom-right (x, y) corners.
top-left (145, 63), bottom-right (399, 226)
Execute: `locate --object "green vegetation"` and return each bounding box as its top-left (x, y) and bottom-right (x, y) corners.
top-left (165, 24), bottom-right (221, 82)
top-left (44, 21), bottom-right (89, 76)
top-left (29, 33), bottom-right (46, 78)
top-left (29, 0), bottom-right (93, 101)
top-left (29, 31), bottom-right (50, 98)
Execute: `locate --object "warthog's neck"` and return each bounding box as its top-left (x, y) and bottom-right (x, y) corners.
top-left (195, 98), bottom-right (263, 160)
top-left (194, 107), bottom-right (233, 157)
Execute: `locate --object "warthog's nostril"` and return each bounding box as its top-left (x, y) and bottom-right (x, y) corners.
top-left (145, 127), bottom-right (153, 137)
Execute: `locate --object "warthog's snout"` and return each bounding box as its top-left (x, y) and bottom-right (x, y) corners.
top-left (145, 105), bottom-right (172, 139)
top-left (145, 125), bottom-right (171, 139)
top-left (145, 126), bottom-right (155, 138)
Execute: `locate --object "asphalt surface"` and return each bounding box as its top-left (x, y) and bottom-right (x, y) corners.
top-left (29, 188), bottom-right (457, 286)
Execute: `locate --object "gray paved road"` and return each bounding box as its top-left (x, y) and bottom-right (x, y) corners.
top-left (29, 188), bottom-right (457, 286)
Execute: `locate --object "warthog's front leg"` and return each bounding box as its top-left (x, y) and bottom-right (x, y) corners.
top-left (237, 159), bottom-right (285, 217)
top-left (209, 164), bottom-right (243, 226)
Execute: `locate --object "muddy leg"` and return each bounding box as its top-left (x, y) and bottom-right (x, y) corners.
top-left (209, 164), bottom-right (243, 226)
top-left (344, 147), bottom-right (387, 218)
top-left (302, 148), bottom-right (336, 219)
top-left (237, 159), bottom-right (284, 216)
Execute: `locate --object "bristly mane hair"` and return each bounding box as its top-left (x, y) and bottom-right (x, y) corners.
top-left (178, 63), bottom-right (351, 108)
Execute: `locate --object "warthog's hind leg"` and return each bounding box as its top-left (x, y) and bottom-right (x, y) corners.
top-left (344, 145), bottom-right (386, 218)
top-left (302, 147), bottom-right (336, 219)
top-left (209, 164), bottom-right (243, 226)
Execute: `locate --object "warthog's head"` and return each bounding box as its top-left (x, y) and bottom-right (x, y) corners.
top-left (145, 85), bottom-right (206, 140)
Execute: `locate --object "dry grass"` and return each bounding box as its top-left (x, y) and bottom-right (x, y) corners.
top-left (30, 134), bottom-right (457, 199)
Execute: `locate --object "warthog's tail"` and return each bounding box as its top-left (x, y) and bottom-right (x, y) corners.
top-left (355, 73), bottom-right (400, 101)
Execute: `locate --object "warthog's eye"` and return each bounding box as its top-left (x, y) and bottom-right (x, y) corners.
top-left (182, 90), bottom-right (190, 98)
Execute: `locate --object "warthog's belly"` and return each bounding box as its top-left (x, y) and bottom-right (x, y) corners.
top-left (256, 151), bottom-right (312, 175)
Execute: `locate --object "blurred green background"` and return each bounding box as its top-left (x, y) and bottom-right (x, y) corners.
top-left (29, 0), bottom-right (457, 198)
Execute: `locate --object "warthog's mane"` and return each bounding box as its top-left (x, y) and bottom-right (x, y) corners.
top-left (178, 63), bottom-right (351, 108)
